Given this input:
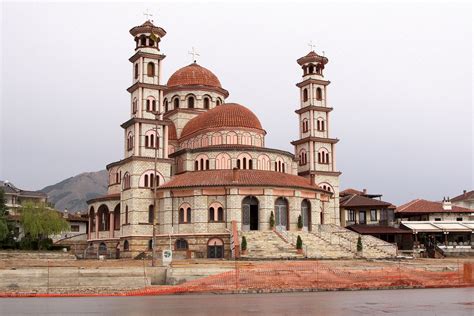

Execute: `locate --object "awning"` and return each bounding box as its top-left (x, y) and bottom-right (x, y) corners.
top-left (401, 221), bottom-right (474, 233)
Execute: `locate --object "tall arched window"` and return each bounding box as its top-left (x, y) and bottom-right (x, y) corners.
top-left (132, 98), bottom-right (138, 114)
top-left (149, 38), bottom-right (155, 47)
top-left (203, 97), bottom-right (210, 109)
top-left (124, 240), bottom-right (129, 251)
top-left (125, 205), bottom-right (129, 224)
top-left (274, 198), bottom-right (289, 230)
top-left (179, 204), bottom-right (191, 223)
top-left (316, 87), bottom-right (322, 100)
top-left (173, 97), bottom-right (179, 109)
top-left (302, 118), bottom-right (309, 132)
top-left (308, 64), bottom-right (314, 74)
top-left (134, 63), bottom-right (139, 79)
top-left (97, 205), bottom-right (110, 231)
top-left (148, 205), bottom-right (154, 224)
top-left (147, 62), bottom-right (155, 77)
top-left (257, 154), bottom-right (271, 170)
top-left (113, 204), bottom-right (120, 230)
top-left (318, 149), bottom-right (330, 164)
top-left (89, 207), bottom-right (95, 232)
top-left (215, 153), bottom-right (231, 169)
top-left (209, 203), bottom-right (224, 222)
top-left (317, 118), bottom-right (325, 131)
top-left (187, 96), bottom-right (195, 108)
top-left (216, 98), bottom-right (222, 106)
top-left (140, 35), bottom-right (146, 46)
top-left (303, 88), bottom-right (308, 102)
top-left (164, 99), bottom-right (168, 112)
top-left (127, 132), bottom-right (134, 151)
top-left (123, 173), bottom-right (131, 189)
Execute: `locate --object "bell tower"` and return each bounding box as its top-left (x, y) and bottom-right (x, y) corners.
top-left (291, 48), bottom-right (341, 224)
top-left (123, 19), bottom-right (170, 160)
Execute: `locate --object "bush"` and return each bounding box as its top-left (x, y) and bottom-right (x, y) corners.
top-left (38, 238), bottom-right (53, 250)
top-left (297, 215), bottom-right (303, 229)
top-left (296, 235), bottom-right (303, 249)
top-left (269, 211), bottom-right (275, 228)
top-left (241, 236), bottom-right (247, 251)
top-left (357, 236), bottom-right (363, 252)
top-left (19, 236), bottom-right (38, 250)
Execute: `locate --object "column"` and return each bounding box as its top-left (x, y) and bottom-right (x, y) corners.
top-left (95, 213), bottom-right (99, 239)
top-left (110, 211), bottom-right (115, 238)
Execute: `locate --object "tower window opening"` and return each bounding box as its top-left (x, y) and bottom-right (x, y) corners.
top-left (303, 88), bottom-right (308, 102)
top-left (174, 98), bottom-right (179, 109)
top-left (152, 100), bottom-right (156, 112)
top-left (149, 38), bottom-right (155, 47)
top-left (316, 87), bottom-right (322, 100)
top-left (188, 97), bottom-right (195, 108)
top-left (164, 99), bottom-right (168, 112)
top-left (204, 97), bottom-right (210, 109)
top-left (147, 62), bottom-right (155, 77)
top-left (145, 135), bottom-right (149, 147)
top-left (134, 63), bottom-right (139, 79)
top-left (140, 35), bottom-right (146, 46)
top-left (308, 65), bottom-right (314, 73)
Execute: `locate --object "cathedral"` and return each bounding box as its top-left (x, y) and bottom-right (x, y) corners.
top-left (87, 19), bottom-right (341, 259)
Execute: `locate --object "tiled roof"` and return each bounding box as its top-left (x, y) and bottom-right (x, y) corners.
top-left (347, 225), bottom-right (412, 234)
top-left (395, 199), bottom-right (472, 214)
top-left (167, 63), bottom-right (222, 88)
top-left (0, 181), bottom-right (46, 198)
top-left (451, 190), bottom-right (474, 202)
top-left (129, 20), bottom-right (166, 37)
top-left (87, 193), bottom-right (120, 204)
top-left (297, 50), bottom-right (328, 66)
top-left (180, 103), bottom-right (264, 139)
top-left (340, 188), bottom-right (364, 196)
top-left (340, 194), bottom-right (392, 208)
top-left (168, 121), bottom-right (177, 140)
top-left (158, 169), bottom-right (324, 191)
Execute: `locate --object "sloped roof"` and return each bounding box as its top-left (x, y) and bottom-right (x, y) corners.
top-left (340, 194), bottom-right (392, 208)
top-left (347, 225), bottom-right (412, 234)
top-left (451, 190), bottom-right (474, 202)
top-left (396, 199), bottom-right (472, 214)
top-left (158, 169), bottom-right (325, 192)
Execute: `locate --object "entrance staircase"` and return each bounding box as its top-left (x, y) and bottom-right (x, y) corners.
top-left (239, 231), bottom-right (303, 259)
top-left (238, 225), bottom-right (397, 260)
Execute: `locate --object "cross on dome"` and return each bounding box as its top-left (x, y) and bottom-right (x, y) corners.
top-left (188, 47), bottom-right (200, 63)
top-left (308, 40), bottom-right (317, 52)
top-left (143, 9), bottom-right (154, 22)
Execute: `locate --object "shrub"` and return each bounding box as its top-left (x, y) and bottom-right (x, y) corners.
top-left (297, 215), bottom-right (303, 229)
top-left (269, 211), bottom-right (275, 228)
top-left (357, 236), bottom-right (363, 252)
top-left (241, 236), bottom-right (247, 251)
top-left (38, 238), bottom-right (53, 250)
top-left (296, 235), bottom-right (303, 249)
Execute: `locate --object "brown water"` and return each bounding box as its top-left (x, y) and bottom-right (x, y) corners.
top-left (0, 288), bottom-right (473, 315)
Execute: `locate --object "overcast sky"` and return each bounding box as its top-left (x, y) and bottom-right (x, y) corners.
top-left (1, 1), bottom-right (472, 204)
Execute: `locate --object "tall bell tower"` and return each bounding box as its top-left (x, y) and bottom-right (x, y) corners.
top-left (124, 19), bottom-right (169, 160)
top-left (291, 49), bottom-right (341, 225)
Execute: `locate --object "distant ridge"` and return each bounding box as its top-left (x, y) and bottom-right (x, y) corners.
top-left (40, 170), bottom-right (108, 212)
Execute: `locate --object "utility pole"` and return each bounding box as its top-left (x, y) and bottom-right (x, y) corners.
top-left (152, 110), bottom-right (160, 267)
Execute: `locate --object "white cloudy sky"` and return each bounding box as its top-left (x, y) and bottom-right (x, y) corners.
top-left (1, 0), bottom-right (472, 204)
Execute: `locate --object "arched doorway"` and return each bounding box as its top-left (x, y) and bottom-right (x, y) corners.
top-left (98, 242), bottom-right (107, 256)
top-left (207, 238), bottom-right (224, 258)
top-left (97, 204), bottom-right (110, 231)
top-left (301, 199), bottom-right (311, 231)
top-left (242, 196), bottom-right (259, 231)
top-left (275, 198), bottom-right (289, 230)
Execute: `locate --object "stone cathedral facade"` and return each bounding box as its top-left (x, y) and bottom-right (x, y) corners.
top-left (87, 20), bottom-right (341, 259)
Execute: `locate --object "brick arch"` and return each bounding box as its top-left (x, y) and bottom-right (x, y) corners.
top-left (139, 170), bottom-right (164, 188)
top-left (97, 204), bottom-right (110, 231)
top-left (257, 154), bottom-right (271, 170)
top-left (215, 153), bottom-right (231, 169)
top-left (237, 152), bottom-right (253, 170)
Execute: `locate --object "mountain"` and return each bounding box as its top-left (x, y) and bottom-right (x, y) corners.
top-left (40, 170), bottom-right (108, 212)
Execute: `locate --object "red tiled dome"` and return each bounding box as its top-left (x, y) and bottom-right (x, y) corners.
top-left (167, 63), bottom-right (222, 88)
top-left (181, 103), bottom-right (264, 139)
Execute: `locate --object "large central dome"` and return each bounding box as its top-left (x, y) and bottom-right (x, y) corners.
top-left (180, 103), bottom-right (265, 139)
top-left (167, 63), bottom-right (222, 88)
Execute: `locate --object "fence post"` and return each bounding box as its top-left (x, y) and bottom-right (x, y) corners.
top-left (47, 259), bottom-right (50, 294)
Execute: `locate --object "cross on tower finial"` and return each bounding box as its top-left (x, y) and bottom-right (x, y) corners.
top-left (188, 47), bottom-right (200, 63)
top-left (144, 9), bottom-right (153, 22)
top-left (308, 40), bottom-right (317, 52)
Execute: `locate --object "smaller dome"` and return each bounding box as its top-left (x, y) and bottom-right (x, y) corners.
top-left (181, 103), bottom-right (264, 139)
top-left (167, 63), bottom-right (222, 88)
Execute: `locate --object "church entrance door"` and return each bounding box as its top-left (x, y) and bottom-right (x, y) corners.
top-left (207, 238), bottom-right (224, 259)
top-left (242, 196), bottom-right (259, 231)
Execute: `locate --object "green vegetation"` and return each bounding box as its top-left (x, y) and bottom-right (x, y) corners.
top-left (296, 235), bottom-right (303, 249)
top-left (357, 236), bottom-right (363, 252)
top-left (20, 202), bottom-right (69, 239)
top-left (241, 236), bottom-right (247, 251)
top-left (269, 211), bottom-right (275, 228)
top-left (0, 189), bottom-right (8, 241)
top-left (297, 215), bottom-right (303, 229)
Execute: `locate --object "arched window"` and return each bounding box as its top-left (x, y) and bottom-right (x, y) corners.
top-left (144, 174), bottom-right (149, 187)
top-left (215, 153), bottom-right (231, 169)
top-left (97, 205), bottom-right (110, 231)
top-left (125, 205), bottom-right (128, 224)
top-left (145, 130), bottom-right (159, 149)
top-left (216, 98), bottom-right (222, 106)
top-left (317, 118), bottom-right (325, 131)
top-left (124, 240), bottom-right (129, 251)
top-left (299, 149), bottom-right (307, 165)
top-left (237, 153), bottom-right (252, 170)
top-left (241, 133), bottom-right (252, 145)
top-left (308, 65), bottom-right (314, 74)
top-left (113, 204), bottom-right (120, 230)
top-left (140, 170), bottom-right (161, 187)
top-left (134, 63), bottom-right (139, 79)
top-left (148, 205), bottom-right (154, 224)
top-left (179, 204), bottom-right (192, 223)
top-left (209, 207), bottom-right (215, 222)
top-left (316, 87), bottom-right (322, 100)
top-left (146, 97), bottom-right (156, 112)
top-left (212, 133), bottom-right (222, 145)
top-left (89, 207), bottom-right (95, 232)
top-left (147, 62), bottom-right (155, 77)
top-left (194, 155), bottom-right (209, 171)
top-left (149, 37), bottom-right (155, 47)
top-left (303, 88), bottom-right (308, 102)
top-left (127, 132), bottom-right (134, 151)
top-left (257, 155), bottom-right (271, 170)
top-left (164, 99), bottom-right (168, 112)
top-left (175, 238), bottom-right (188, 250)
top-left (140, 35), bottom-right (146, 46)
top-left (148, 239), bottom-right (153, 251)
top-left (302, 118), bottom-right (309, 133)
top-left (274, 197), bottom-right (289, 230)
top-left (123, 173), bottom-right (131, 189)
top-left (209, 203), bottom-right (224, 222)
top-left (226, 132), bottom-right (238, 144)
top-left (194, 160), bottom-right (198, 171)
top-left (173, 97), bottom-right (179, 109)
top-left (203, 97), bottom-right (210, 109)
top-left (132, 98), bottom-right (138, 114)
top-left (275, 157), bottom-right (285, 172)
top-left (187, 96), bottom-right (195, 108)
top-left (318, 149), bottom-right (330, 164)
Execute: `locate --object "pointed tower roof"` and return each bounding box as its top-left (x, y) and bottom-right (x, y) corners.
top-left (297, 50), bottom-right (328, 65)
top-left (129, 20), bottom-right (166, 37)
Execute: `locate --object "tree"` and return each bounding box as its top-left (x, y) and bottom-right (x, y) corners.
top-left (296, 235), bottom-right (303, 249)
top-left (19, 202), bottom-right (69, 248)
top-left (0, 189), bottom-right (8, 241)
top-left (269, 211), bottom-right (275, 229)
top-left (241, 236), bottom-right (247, 251)
top-left (297, 215), bottom-right (303, 229)
top-left (357, 236), bottom-right (363, 252)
